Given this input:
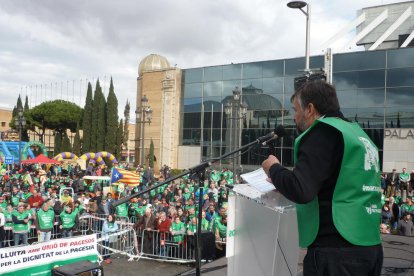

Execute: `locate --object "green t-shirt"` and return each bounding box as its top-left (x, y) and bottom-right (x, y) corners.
top-left (37, 209), bottom-right (55, 230)
top-left (171, 222), bottom-right (185, 242)
top-left (60, 211), bottom-right (77, 229)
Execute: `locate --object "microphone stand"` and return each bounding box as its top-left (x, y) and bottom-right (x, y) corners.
top-left (110, 130), bottom-right (277, 275)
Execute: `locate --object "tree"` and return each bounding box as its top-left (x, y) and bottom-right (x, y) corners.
top-left (149, 139), bottom-right (155, 168)
top-left (123, 101), bottom-right (130, 146)
top-left (73, 123), bottom-right (82, 156)
top-left (24, 96), bottom-right (29, 112)
top-left (91, 80), bottom-right (106, 151)
top-left (20, 96), bottom-right (30, 141)
top-left (105, 78), bottom-right (118, 153)
top-left (82, 83), bottom-right (93, 153)
top-left (14, 95), bottom-right (23, 116)
top-left (115, 119), bottom-right (124, 161)
top-left (61, 132), bottom-right (72, 152)
top-left (25, 100), bottom-right (83, 143)
top-left (54, 132), bottom-right (62, 155)
top-left (10, 95), bottom-right (23, 127)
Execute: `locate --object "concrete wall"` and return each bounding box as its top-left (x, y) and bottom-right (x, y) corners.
top-left (383, 128), bottom-right (414, 172)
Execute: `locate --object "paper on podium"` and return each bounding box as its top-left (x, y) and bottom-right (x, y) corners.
top-left (240, 168), bottom-right (276, 193)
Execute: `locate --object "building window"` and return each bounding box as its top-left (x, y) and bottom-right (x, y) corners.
top-left (1, 122), bottom-right (6, 127)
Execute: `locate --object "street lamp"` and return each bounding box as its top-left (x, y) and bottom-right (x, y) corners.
top-left (287, 1), bottom-right (311, 72)
top-left (136, 95), bottom-right (153, 166)
top-left (225, 86), bottom-right (247, 178)
top-left (14, 107), bottom-right (26, 168)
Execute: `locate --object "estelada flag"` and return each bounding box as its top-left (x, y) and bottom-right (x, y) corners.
top-left (110, 167), bottom-right (140, 186)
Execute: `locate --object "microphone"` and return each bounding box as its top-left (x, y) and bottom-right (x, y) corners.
top-left (262, 125), bottom-right (286, 146)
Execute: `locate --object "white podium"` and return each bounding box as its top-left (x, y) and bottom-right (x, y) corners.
top-left (227, 185), bottom-right (299, 276)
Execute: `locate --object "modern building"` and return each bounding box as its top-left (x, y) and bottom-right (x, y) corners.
top-left (135, 1), bottom-right (414, 173)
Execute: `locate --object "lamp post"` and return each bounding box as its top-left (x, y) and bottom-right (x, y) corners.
top-left (136, 95), bottom-right (153, 166)
top-left (287, 1), bottom-right (311, 72)
top-left (14, 107), bottom-right (26, 168)
top-left (225, 87), bottom-right (247, 178)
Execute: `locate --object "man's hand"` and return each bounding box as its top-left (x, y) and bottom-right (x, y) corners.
top-left (262, 155), bottom-right (280, 177)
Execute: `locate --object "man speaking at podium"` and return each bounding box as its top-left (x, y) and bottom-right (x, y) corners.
top-left (262, 81), bottom-right (383, 275)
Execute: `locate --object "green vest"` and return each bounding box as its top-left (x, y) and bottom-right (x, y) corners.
top-left (116, 203), bottom-right (128, 217)
top-left (60, 211), bottom-right (77, 229)
top-left (88, 183), bottom-right (95, 192)
top-left (401, 203), bottom-right (414, 213)
top-left (11, 195), bottom-right (20, 207)
top-left (171, 222), bottom-right (185, 242)
top-left (22, 192), bottom-right (32, 201)
top-left (135, 206), bottom-right (146, 217)
top-left (294, 117), bottom-right (381, 248)
top-left (216, 220), bottom-right (227, 238)
top-left (37, 209), bottom-right (55, 230)
top-left (4, 210), bottom-right (13, 227)
top-left (12, 211), bottom-right (30, 232)
top-left (187, 222), bottom-right (197, 233)
top-left (201, 218), bottom-right (210, 231)
top-left (0, 201), bottom-right (7, 211)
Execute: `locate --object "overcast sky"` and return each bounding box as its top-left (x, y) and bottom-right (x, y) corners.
top-left (0, 0), bottom-right (401, 118)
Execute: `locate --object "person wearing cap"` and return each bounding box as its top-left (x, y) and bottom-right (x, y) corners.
top-left (134, 206), bottom-right (157, 254)
top-left (35, 201), bottom-right (55, 242)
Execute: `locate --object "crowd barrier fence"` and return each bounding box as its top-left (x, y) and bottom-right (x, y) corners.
top-left (1, 213), bottom-right (225, 265)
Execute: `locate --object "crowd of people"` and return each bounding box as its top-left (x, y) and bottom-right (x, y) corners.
top-left (0, 162), bottom-right (232, 264)
top-left (0, 158), bottom-right (412, 268)
top-left (380, 168), bottom-right (414, 236)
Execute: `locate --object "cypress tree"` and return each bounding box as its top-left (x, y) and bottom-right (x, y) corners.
top-left (61, 132), bottom-right (72, 152)
top-left (54, 132), bottom-right (62, 155)
top-left (96, 80), bottom-right (106, 151)
top-left (82, 83), bottom-right (93, 153)
top-left (90, 81), bottom-right (99, 152)
top-left (17, 95), bottom-right (23, 111)
top-left (105, 77), bottom-right (118, 153)
top-left (12, 95), bottom-right (23, 120)
top-left (24, 96), bottom-right (29, 111)
top-left (73, 123), bottom-right (81, 156)
top-left (115, 119), bottom-right (124, 161)
top-left (149, 139), bottom-right (155, 168)
top-left (22, 96), bottom-right (30, 141)
top-left (123, 101), bottom-right (130, 145)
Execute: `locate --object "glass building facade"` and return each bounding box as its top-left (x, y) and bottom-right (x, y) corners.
top-left (181, 47), bottom-right (414, 169)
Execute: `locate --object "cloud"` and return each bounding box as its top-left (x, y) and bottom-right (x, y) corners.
top-left (0, 0), bottom-right (396, 116)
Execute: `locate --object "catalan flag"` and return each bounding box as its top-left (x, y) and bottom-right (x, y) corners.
top-left (110, 167), bottom-right (140, 186)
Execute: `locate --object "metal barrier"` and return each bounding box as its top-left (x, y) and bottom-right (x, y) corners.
top-left (1, 212), bottom-right (225, 265)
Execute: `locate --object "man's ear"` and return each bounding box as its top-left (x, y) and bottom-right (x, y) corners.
top-left (307, 103), bottom-right (318, 117)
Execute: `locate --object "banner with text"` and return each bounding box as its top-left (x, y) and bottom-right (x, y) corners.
top-left (0, 234), bottom-right (98, 276)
